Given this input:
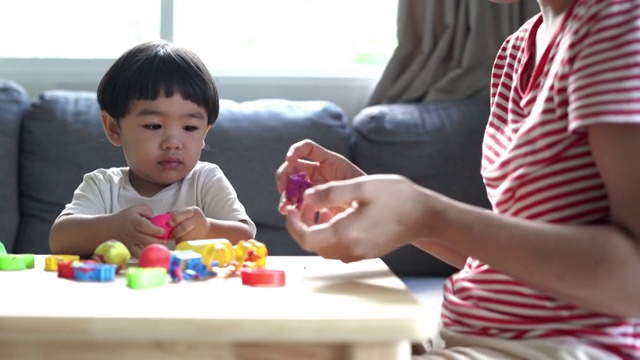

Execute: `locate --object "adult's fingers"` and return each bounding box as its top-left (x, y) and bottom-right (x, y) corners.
top-left (285, 208), bottom-right (308, 249)
top-left (286, 205), bottom-right (361, 254)
top-left (286, 139), bottom-right (333, 163)
top-left (304, 178), bottom-right (367, 210)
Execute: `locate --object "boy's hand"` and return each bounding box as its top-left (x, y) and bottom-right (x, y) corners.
top-left (113, 205), bottom-right (165, 258)
top-left (169, 206), bottom-right (210, 243)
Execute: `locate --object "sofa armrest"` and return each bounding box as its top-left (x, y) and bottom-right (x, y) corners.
top-left (0, 80), bottom-right (30, 253)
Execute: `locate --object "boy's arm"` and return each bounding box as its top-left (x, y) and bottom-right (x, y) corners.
top-left (205, 219), bottom-right (255, 245)
top-left (49, 214), bottom-right (119, 258)
top-left (49, 205), bottom-right (164, 258)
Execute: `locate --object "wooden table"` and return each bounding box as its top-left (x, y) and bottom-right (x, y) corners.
top-left (0, 256), bottom-right (433, 360)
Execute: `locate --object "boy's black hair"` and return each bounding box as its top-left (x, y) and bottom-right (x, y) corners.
top-left (97, 40), bottom-right (219, 125)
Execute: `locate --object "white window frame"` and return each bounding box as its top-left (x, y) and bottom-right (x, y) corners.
top-left (0, 0), bottom-right (392, 119)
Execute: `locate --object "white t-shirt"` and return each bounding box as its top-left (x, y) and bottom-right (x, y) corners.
top-left (58, 161), bottom-right (256, 237)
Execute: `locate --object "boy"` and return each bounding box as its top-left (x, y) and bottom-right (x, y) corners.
top-left (50, 41), bottom-right (256, 259)
top-left (276, 0), bottom-right (640, 358)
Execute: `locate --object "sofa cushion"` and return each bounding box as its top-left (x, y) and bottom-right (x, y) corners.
top-left (352, 98), bottom-right (491, 276)
top-left (15, 91), bottom-right (126, 254)
top-left (0, 80), bottom-right (29, 253)
top-left (201, 99), bottom-right (353, 252)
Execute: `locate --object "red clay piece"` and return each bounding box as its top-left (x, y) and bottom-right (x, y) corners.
top-left (139, 244), bottom-right (172, 269)
top-left (241, 269), bottom-right (285, 287)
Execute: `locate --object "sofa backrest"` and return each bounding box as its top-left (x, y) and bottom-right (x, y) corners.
top-left (0, 81), bottom-right (29, 253)
top-left (351, 98), bottom-right (491, 276)
top-left (12, 91), bottom-right (352, 255)
top-left (15, 90), bottom-right (126, 253)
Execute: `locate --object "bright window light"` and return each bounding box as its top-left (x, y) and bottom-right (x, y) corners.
top-left (173, 0), bottom-right (398, 77)
top-left (0, 0), bottom-right (398, 78)
top-left (0, 0), bottom-right (161, 58)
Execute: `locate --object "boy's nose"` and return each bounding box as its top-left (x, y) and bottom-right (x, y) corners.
top-left (161, 136), bottom-right (182, 150)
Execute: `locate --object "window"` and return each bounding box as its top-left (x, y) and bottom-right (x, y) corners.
top-left (1, 0), bottom-right (397, 77)
top-left (0, 0), bottom-right (397, 118)
top-left (0, 0), bottom-right (161, 59)
top-left (173, 0), bottom-right (398, 77)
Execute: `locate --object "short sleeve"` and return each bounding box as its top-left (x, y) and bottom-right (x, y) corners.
top-left (198, 163), bottom-right (257, 237)
top-left (57, 172), bottom-right (107, 220)
top-left (568, 1), bottom-right (640, 132)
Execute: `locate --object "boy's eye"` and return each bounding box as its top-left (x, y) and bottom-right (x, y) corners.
top-left (184, 126), bottom-right (199, 132)
top-left (143, 124), bottom-right (161, 130)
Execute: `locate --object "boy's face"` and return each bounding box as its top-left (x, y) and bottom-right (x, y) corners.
top-left (102, 94), bottom-right (211, 196)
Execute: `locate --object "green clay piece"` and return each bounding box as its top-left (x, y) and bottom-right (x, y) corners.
top-left (127, 267), bottom-right (168, 289)
top-left (21, 254), bottom-right (35, 269)
top-left (0, 243), bottom-right (6, 255)
top-left (0, 254), bottom-right (29, 271)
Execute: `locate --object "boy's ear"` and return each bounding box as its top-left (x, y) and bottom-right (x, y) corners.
top-left (202, 125), bottom-right (212, 149)
top-left (101, 111), bottom-right (122, 146)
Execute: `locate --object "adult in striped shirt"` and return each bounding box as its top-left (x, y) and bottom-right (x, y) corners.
top-left (276, 0), bottom-right (640, 358)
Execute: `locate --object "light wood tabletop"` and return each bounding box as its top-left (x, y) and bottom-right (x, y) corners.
top-left (0, 255), bottom-right (434, 360)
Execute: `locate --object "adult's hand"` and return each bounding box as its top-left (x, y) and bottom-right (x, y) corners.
top-left (284, 174), bottom-right (444, 263)
top-left (275, 139), bottom-right (365, 214)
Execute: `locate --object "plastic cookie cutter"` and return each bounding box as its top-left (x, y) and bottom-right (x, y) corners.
top-left (73, 263), bottom-right (117, 282)
top-left (0, 242), bottom-right (6, 255)
top-left (177, 239), bottom-right (233, 269)
top-left (127, 267), bottom-right (168, 289)
top-left (0, 254), bottom-right (35, 271)
top-left (44, 254), bottom-right (80, 272)
top-left (168, 250), bottom-right (216, 282)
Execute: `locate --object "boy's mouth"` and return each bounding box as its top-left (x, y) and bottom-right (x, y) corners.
top-left (158, 158), bottom-right (182, 170)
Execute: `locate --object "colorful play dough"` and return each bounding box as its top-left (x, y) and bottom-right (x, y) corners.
top-left (151, 213), bottom-right (174, 240)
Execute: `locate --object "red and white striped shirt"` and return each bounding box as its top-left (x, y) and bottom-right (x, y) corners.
top-left (441, 0), bottom-right (640, 357)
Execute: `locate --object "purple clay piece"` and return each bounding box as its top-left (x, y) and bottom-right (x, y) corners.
top-left (286, 172), bottom-right (313, 209)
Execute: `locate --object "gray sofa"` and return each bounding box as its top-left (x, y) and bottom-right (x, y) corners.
top-left (0, 79), bottom-right (490, 305)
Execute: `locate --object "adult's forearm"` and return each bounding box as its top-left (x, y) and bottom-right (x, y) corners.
top-left (432, 194), bottom-right (640, 317)
top-left (411, 240), bottom-right (467, 269)
top-left (49, 214), bottom-right (117, 258)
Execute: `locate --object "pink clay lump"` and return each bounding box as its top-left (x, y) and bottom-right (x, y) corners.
top-left (150, 213), bottom-right (174, 240)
